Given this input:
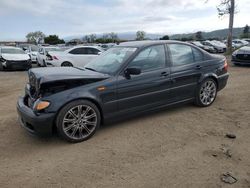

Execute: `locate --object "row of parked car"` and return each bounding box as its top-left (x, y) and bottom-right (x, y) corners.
top-left (190, 39), bottom-right (249, 54)
top-left (0, 43), bottom-right (115, 70)
top-left (0, 39), bottom-right (249, 71)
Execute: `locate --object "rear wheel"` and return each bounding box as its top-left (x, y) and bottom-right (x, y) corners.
top-left (56, 100), bottom-right (101, 143)
top-left (195, 78), bottom-right (217, 107)
top-left (0, 62), bottom-right (3, 71)
top-left (61, 61), bottom-right (73, 67)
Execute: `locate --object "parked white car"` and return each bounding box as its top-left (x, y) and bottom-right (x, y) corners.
top-left (37, 46), bottom-right (65, 67)
top-left (0, 46), bottom-right (31, 70)
top-left (232, 39), bottom-right (249, 48)
top-left (46, 46), bottom-right (103, 67)
top-left (25, 45), bottom-right (39, 63)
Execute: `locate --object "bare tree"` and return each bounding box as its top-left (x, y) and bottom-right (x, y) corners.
top-left (109, 32), bottom-right (118, 43)
top-left (26, 31), bottom-right (45, 44)
top-left (217, 0), bottom-right (235, 54)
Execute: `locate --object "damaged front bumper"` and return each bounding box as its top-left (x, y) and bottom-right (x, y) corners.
top-left (17, 96), bottom-right (55, 137)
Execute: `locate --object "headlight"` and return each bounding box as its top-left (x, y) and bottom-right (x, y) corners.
top-left (34, 100), bottom-right (50, 111)
top-left (0, 56), bottom-right (6, 62)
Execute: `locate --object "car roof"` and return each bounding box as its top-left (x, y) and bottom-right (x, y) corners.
top-left (118, 40), bottom-right (190, 48)
top-left (67, 45), bottom-right (104, 51)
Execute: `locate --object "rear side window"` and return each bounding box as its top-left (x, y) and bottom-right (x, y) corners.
top-left (168, 44), bottom-right (194, 66)
top-left (192, 48), bottom-right (203, 61)
top-left (69, 48), bottom-right (87, 55)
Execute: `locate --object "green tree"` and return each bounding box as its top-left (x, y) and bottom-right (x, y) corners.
top-left (195, 31), bottom-right (203, 40)
top-left (160, 35), bottom-right (169, 40)
top-left (136, 31), bottom-right (146, 41)
top-left (26, 31), bottom-right (45, 44)
top-left (241, 24), bottom-right (250, 38)
top-left (44, 35), bottom-right (65, 45)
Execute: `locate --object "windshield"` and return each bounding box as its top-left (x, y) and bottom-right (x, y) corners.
top-left (1, 48), bottom-right (25, 54)
top-left (45, 47), bottom-right (62, 52)
top-left (31, 46), bottom-right (38, 52)
top-left (85, 47), bottom-right (137, 74)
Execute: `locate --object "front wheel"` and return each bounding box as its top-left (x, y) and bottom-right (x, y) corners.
top-left (56, 100), bottom-right (101, 143)
top-left (195, 78), bottom-right (217, 107)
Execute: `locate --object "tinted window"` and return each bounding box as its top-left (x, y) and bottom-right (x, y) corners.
top-left (128, 45), bottom-right (166, 72)
top-left (168, 44), bottom-right (194, 66)
top-left (69, 48), bottom-right (87, 55)
top-left (86, 48), bottom-right (100, 55)
top-left (192, 48), bottom-right (203, 61)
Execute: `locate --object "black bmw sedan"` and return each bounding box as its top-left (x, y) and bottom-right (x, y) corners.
top-left (17, 40), bottom-right (229, 142)
top-left (232, 46), bottom-right (250, 65)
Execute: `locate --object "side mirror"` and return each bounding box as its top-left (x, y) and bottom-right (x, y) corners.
top-left (124, 67), bottom-right (141, 78)
top-left (97, 51), bottom-right (102, 55)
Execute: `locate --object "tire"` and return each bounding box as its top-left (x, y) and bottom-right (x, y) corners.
top-left (194, 78), bottom-right (217, 107)
top-left (43, 60), bottom-right (47, 67)
top-left (56, 100), bottom-right (101, 143)
top-left (0, 62), bottom-right (3, 71)
top-left (37, 60), bottom-right (41, 67)
top-left (61, 61), bottom-right (73, 67)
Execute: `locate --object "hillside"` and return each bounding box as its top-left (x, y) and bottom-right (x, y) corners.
top-left (170, 27), bottom-right (244, 40)
top-left (63, 27), bottom-right (247, 42)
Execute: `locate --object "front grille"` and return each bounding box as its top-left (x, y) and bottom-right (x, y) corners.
top-left (236, 54), bottom-right (250, 61)
top-left (6, 60), bottom-right (31, 69)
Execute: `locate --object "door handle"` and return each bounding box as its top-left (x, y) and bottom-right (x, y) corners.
top-left (195, 65), bottom-right (202, 70)
top-left (160, 72), bottom-right (169, 77)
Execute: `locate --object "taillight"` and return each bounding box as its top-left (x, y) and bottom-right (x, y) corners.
top-left (53, 56), bottom-right (58, 60)
top-left (224, 59), bottom-right (228, 71)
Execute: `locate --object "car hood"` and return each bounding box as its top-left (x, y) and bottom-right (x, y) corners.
top-left (28, 67), bottom-right (110, 85)
top-left (1, 53), bottom-right (30, 61)
top-left (237, 46), bottom-right (250, 54)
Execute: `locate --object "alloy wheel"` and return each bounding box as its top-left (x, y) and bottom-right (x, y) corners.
top-left (62, 105), bottom-right (97, 140)
top-left (199, 80), bottom-right (217, 106)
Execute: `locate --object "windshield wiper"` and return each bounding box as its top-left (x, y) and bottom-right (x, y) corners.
top-left (85, 67), bottom-right (97, 72)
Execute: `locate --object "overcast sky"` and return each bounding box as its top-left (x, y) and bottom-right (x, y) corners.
top-left (0, 0), bottom-right (249, 40)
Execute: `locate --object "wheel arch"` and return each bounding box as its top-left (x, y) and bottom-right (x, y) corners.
top-left (199, 74), bottom-right (219, 89)
top-left (61, 61), bottom-right (73, 67)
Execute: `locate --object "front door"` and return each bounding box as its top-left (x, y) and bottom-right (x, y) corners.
top-left (116, 44), bottom-right (172, 113)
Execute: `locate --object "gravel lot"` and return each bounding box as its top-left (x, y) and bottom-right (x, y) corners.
top-left (0, 61), bottom-right (250, 188)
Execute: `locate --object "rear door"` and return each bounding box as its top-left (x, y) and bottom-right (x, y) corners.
top-left (116, 44), bottom-right (172, 113)
top-left (167, 43), bottom-right (204, 101)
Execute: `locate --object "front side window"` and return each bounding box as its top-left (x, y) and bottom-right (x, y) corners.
top-left (193, 48), bottom-right (203, 61)
top-left (168, 44), bottom-right (194, 66)
top-left (128, 45), bottom-right (166, 72)
top-left (86, 48), bottom-right (100, 55)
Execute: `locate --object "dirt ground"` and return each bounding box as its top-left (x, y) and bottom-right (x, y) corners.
top-left (0, 61), bottom-right (250, 188)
